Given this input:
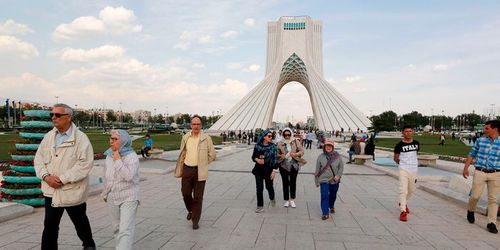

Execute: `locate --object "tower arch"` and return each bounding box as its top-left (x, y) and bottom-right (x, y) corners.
top-left (210, 16), bottom-right (371, 131)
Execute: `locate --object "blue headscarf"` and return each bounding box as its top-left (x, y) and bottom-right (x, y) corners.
top-left (105, 129), bottom-right (135, 157)
top-left (255, 129), bottom-right (278, 167)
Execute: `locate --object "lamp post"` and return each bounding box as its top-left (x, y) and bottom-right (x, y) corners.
top-left (119, 102), bottom-right (122, 128)
top-left (153, 108), bottom-right (156, 128)
top-left (75, 104), bottom-right (79, 127)
top-left (55, 96), bottom-right (59, 104)
top-left (441, 110), bottom-right (444, 131)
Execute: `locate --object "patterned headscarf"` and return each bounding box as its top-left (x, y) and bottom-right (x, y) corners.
top-left (255, 129), bottom-right (277, 167)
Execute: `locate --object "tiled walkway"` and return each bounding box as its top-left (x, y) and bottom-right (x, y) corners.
top-left (0, 146), bottom-right (498, 249)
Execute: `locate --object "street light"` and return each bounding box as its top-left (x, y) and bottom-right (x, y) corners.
top-left (441, 110), bottom-right (444, 131)
top-left (75, 104), bottom-right (79, 127)
top-left (119, 102), bottom-right (122, 127)
top-left (55, 96), bottom-right (59, 104)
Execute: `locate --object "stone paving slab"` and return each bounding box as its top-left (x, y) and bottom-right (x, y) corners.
top-left (0, 203), bottom-right (33, 223)
top-left (0, 146), bottom-right (499, 249)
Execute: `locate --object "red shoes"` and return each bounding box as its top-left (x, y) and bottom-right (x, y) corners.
top-left (400, 211), bottom-right (408, 222)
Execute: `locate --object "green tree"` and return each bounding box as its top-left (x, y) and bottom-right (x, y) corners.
top-left (73, 111), bottom-right (90, 126)
top-left (400, 111), bottom-right (426, 129)
top-left (106, 110), bottom-right (117, 122)
top-left (122, 113), bottom-right (133, 123)
top-left (370, 111), bottom-right (398, 131)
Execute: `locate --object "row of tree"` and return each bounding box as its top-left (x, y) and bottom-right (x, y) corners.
top-left (369, 111), bottom-right (496, 131)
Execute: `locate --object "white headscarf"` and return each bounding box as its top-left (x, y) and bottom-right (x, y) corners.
top-left (282, 128), bottom-right (294, 161)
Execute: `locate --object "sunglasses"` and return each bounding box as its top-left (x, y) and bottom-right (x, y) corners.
top-left (50, 113), bottom-right (69, 118)
top-left (266, 135), bottom-right (273, 138)
top-left (110, 137), bottom-right (119, 141)
top-left (283, 134), bottom-right (291, 137)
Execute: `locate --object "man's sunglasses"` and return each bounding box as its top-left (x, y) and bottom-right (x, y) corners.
top-left (283, 134), bottom-right (291, 137)
top-left (50, 113), bottom-right (69, 118)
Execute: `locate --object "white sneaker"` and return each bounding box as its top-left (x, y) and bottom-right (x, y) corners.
top-left (283, 201), bottom-right (290, 207)
top-left (290, 200), bottom-right (296, 208)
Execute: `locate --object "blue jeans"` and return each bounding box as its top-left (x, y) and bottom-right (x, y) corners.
top-left (320, 182), bottom-right (340, 215)
top-left (107, 200), bottom-right (139, 250)
top-left (348, 150), bottom-right (354, 162)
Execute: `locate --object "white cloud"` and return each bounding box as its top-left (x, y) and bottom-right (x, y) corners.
top-left (52, 6), bottom-right (141, 41)
top-left (98, 6), bottom-right (142, 34)
top-left (344, 75), bottom-right (362, 83)
top-left (0, 57), bottom-right (251, 115)
top-left (0, 35), bottom-right (39, 58)
top-left (244, 18), bottom-right (255, 27)
top-left (243, 64), bottom-right (260, 72)
top-left (58, 45), bottom-right (125, 62)
top-left (192, 63), bottom-right (205, 69)
top-left (221, 30), bottom-right (238, 39)
top-left (432, 64), bottom-right (449, 71)
top-left (198, 35), bottom-right (214, 44)
top-left (0, 19), bottom-right (33, 35)
top-left (407, 64), bottom-right (416, 69)
top-left (0, 73), bottom-right (58, 101)
top-left (209, 72), bottom-right (222, 77)
top-left (226, 62), bottom-right (242, 69)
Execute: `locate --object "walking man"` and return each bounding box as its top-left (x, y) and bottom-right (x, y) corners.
top-left (393, 125), bottom-right (420, 222)
top-left (175, 115), bottom-right (216, 230)
top-left (463, 120), bottom-right (500, 234)
top-left (438, 133), bottom-right (445, 146)
top-left (34, 103), bottom-right (96, 250)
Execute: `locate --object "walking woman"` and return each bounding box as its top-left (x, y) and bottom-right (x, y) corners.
top-left (314, 139), bottom-right (344, 220)
top-left (251, 129), bottom-right (278, 213)
top-left (102, 129), bottom-right (140, 249)
top-left (277, 128), bottom-right (305, 208)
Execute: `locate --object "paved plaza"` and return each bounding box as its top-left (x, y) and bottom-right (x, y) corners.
top-left (0, 144), bottom-right (499, 249)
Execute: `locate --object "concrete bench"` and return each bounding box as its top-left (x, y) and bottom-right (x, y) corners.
top-left (148, 148), bottom-right (165, 159)
top-left (353, 155), bottom-right (373, 165)
top-left (418, 155), bottom-right (439, 167)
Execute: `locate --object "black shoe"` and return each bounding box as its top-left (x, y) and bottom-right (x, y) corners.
top-left (83, 247), bottom-right (96, 250)
top-left (347, 161), bottom-right (352, 164)
top-left (487, 223), bottom-right (498, 234)
top-left (467, 210), bottom-right (475, 224)
top-left (187, 212), bottom-right (192, 220)
top-left (192, 224), bottom-right (200, 230)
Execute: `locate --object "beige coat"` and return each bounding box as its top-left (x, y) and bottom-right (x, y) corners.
top-left (34, 123), bottom-right (94, 207)
top-left (277, 139), bottom-right (306, 166)
top-left (175, 131), bottom-right (216, 181)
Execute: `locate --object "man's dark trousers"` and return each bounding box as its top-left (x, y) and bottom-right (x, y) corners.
top-left (42, 197), bottom-right (95, 250)
top-left (181, 165), bottom-right (206, 226)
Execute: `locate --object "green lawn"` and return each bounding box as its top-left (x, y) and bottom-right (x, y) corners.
top-left (0, 134), bottom-right (19, 161)
top-left (375, 134), bottom-right (471, 157)
top-left (0, 133), bottom-right (222, 162)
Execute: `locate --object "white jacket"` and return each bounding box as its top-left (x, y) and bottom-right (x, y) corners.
top-left (34, 123), bottom-right (94, 207)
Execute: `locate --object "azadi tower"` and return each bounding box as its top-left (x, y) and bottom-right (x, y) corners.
top-left (210, 16), bottom-right (371, 131)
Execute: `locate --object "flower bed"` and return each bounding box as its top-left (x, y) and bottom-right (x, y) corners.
top-left (0, 109), bottom-right (50, 207)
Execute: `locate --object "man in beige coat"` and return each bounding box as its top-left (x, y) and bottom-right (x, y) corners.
top-left (34, 103), bottom-right (96, 250)
top-left (175, 115), bottom-right (216, 230)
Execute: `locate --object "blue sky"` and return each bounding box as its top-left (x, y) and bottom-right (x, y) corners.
top-left (1, 0), bottom-right (499, 122)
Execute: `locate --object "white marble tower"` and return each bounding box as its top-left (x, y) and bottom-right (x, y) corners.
top-left (210, 16), bottom-right (371, 131)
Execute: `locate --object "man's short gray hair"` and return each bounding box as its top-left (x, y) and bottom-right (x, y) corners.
top-left (53, 103), bottom-right (74, 116)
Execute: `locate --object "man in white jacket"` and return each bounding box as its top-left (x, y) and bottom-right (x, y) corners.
top-left (34, 103), bottom-right (96, 250)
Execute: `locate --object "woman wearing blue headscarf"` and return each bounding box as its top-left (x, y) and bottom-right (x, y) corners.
top-left (102, 129), bottom-right (140, 250)
top-left (251, 129), bottom-right (278, 213)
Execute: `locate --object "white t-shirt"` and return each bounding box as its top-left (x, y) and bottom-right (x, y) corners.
top-left (394, 140), bottom-right (420, 173)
